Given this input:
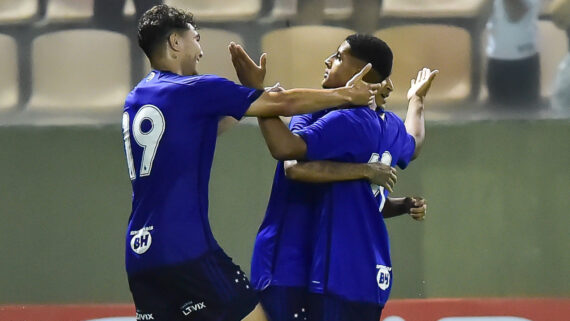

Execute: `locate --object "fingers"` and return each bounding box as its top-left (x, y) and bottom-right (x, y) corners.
top-left (383, 182), bottom-right (393, 194)
top-left (390, 171), bottom-right (397, 185)
top-left (427, 69), bottom-right (439, 82)
top-left (411, 197), bottom-right (426, 207)
top-left (368, 95), bottom-right (377, 110)
top-left (260, 52), bottom-right (267, 70)
top-left (229, 42), bottom-right (258, 67)
top-left (355, 63), bottom-right (372, 81)
top-left (409, 198), bottom-right (427, 221)
top-left (347, 63), bottom-right (372, 86)
top-left (409, 205), bottom-right (426, 221)
top-left (380, 167), bottom-right (397, 193)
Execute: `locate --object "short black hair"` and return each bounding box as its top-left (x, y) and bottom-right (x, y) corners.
top-left (345, 34), bottom-right (393, 81)
top-left (138, 4), bottom-right (196, 59)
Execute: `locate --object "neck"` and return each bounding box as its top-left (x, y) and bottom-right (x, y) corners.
top-left (150, 56), bottom-right (195, 76)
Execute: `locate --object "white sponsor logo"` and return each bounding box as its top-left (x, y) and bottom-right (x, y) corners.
top-left (135, 312), bottom-right (154, 320)
top-left (181, 301), bottom-right (207, 316)
top-left (130, 226), bottom-right (153, 254)
top-left (376, 264), bottom-right (392, 290)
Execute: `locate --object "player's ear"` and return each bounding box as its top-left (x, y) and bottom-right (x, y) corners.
top-left (167, 32), bottom-right (181, 52)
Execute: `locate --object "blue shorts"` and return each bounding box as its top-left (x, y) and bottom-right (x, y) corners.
top-left (128, 249), bottom-right (258, 321)
top-left (259, 286), bottom-right (310, 321)
top-left (260, 286), bottom-right (383, 321)
top-left (308, 292), bottom-right (383, 321)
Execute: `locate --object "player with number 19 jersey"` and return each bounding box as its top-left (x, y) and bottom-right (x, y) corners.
top-left (122, 70), bottom-right (262, 275)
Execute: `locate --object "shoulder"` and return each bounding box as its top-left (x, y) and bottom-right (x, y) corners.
top-left (383, 110), bottom-right (404, 124)
top-left (331, 107), bottom-right (377, 121)
top-left (319, 108), bottom-right (379, 134)
top-left (160, 73), bottom-right (233, 88)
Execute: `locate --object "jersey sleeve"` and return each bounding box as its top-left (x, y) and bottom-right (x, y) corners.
top-left (295, 109), bottom-right (376, 161)
top-left (192, 75), bottom-right (263, 119)
top-left (395, 117), bottom-right (416, 169)
top-left (289, 114), bottom-right (316, 131)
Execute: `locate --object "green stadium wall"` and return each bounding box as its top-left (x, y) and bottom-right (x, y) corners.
top-left (1, 120), bottom-right (569, 303)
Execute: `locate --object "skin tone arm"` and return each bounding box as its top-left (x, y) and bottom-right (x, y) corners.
top-left (228, 43), bottom-right (379, 117)
top-left (229, 42), bottom-right (402, 191)
top-left (383, 197), bottom-right (427, 221)
top-left (284, 160), bottom-right (398, 193)
top-left (405, 68), bottom-right (438, 160)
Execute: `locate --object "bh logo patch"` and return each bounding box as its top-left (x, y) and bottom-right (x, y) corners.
top-left (376, 264), bottom-right (392, 290)
top-left (130, 226), bottom-right (153, 254)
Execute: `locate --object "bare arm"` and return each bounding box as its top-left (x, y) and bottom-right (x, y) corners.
top-left (383, 197), bottom-right (426, 221)
top-left (284, 160), bottom-right (397, 192)
top-left (246, 87), bottom-right (365, 117)
top-left (257, 117), bottom-right (307, 160)
top-left (405, 68), bottom-right (438, 160)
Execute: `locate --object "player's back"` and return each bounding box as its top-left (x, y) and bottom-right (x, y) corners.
top-left (122, 71), bottom-right (261, 275)
top-left (306, 108), bottom-right (416, 306)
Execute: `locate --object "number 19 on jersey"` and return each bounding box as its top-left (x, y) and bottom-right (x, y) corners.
top-left (122, 105), bottom-right (166, 180)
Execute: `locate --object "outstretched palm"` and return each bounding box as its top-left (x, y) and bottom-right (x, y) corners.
top-left (407, 68), bottom-right (439, 100)
top-left (229, 42), bottom-right (266, 89)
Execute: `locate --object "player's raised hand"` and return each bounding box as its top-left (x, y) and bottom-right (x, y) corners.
top-left (406, 68), bottom-right (439, 101)
top-left (366, 163), bottom-right (397, 193)
top-left (405, 197), bottom-right (427, 221)
top-left (344, 63), bottom-right (380, 106)
top-left (229, 42), bottom-right (266, 89)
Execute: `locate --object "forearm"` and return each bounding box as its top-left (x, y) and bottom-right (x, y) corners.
top-left (404, 95), bottom-right (425, 159)
top-left (382, 197), bottom-right (411, 218)
top-left (246, 88), bottom-right (354, 117)
top-left (258, 117), bottom-right (307, 160)
top-left (284, 160), bottom-right (371, 183)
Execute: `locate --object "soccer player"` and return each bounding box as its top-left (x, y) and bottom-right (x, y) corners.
top-left (121, 5), bottom-right (382, 321)
top-left (230, 34), bottom-right (436, 321)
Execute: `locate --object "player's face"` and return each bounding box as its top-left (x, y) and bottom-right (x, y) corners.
top-left (179, 24), bottom-right (203, 75)
top-left (375, 77), bottom-right (393, 106)
top-left (322, 41), bottom-right (364, 89)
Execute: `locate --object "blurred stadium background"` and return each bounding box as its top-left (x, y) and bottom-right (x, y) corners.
top-left (0, 0), bottom-right (568, 320)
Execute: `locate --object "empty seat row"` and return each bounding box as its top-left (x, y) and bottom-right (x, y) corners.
top-left (264, 23), bottom-right (567, 108)
top-left (0, 28), bottom-right (244, 112)
top-left (0, 22), bottom-right (567, 113)
top-left (0, 0), bottom-right (260, 24)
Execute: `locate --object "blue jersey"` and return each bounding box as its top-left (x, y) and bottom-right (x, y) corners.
top-left (122, 71), bottom-right (262, 275)
top-left (250, 111), bottom-right (328, 290)
top-left (296, 108), bottom-right (415, 306)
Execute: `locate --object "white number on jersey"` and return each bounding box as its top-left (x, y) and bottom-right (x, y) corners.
top-left (122, 105), bottom-right (166, 180)
top-left (368, 151), bottom-right (392, 212)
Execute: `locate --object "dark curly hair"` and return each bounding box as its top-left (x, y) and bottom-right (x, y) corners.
top-left (138, 4), bottom-right (197, 59)
top-left (345, 34), bottom-right (393, 82)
